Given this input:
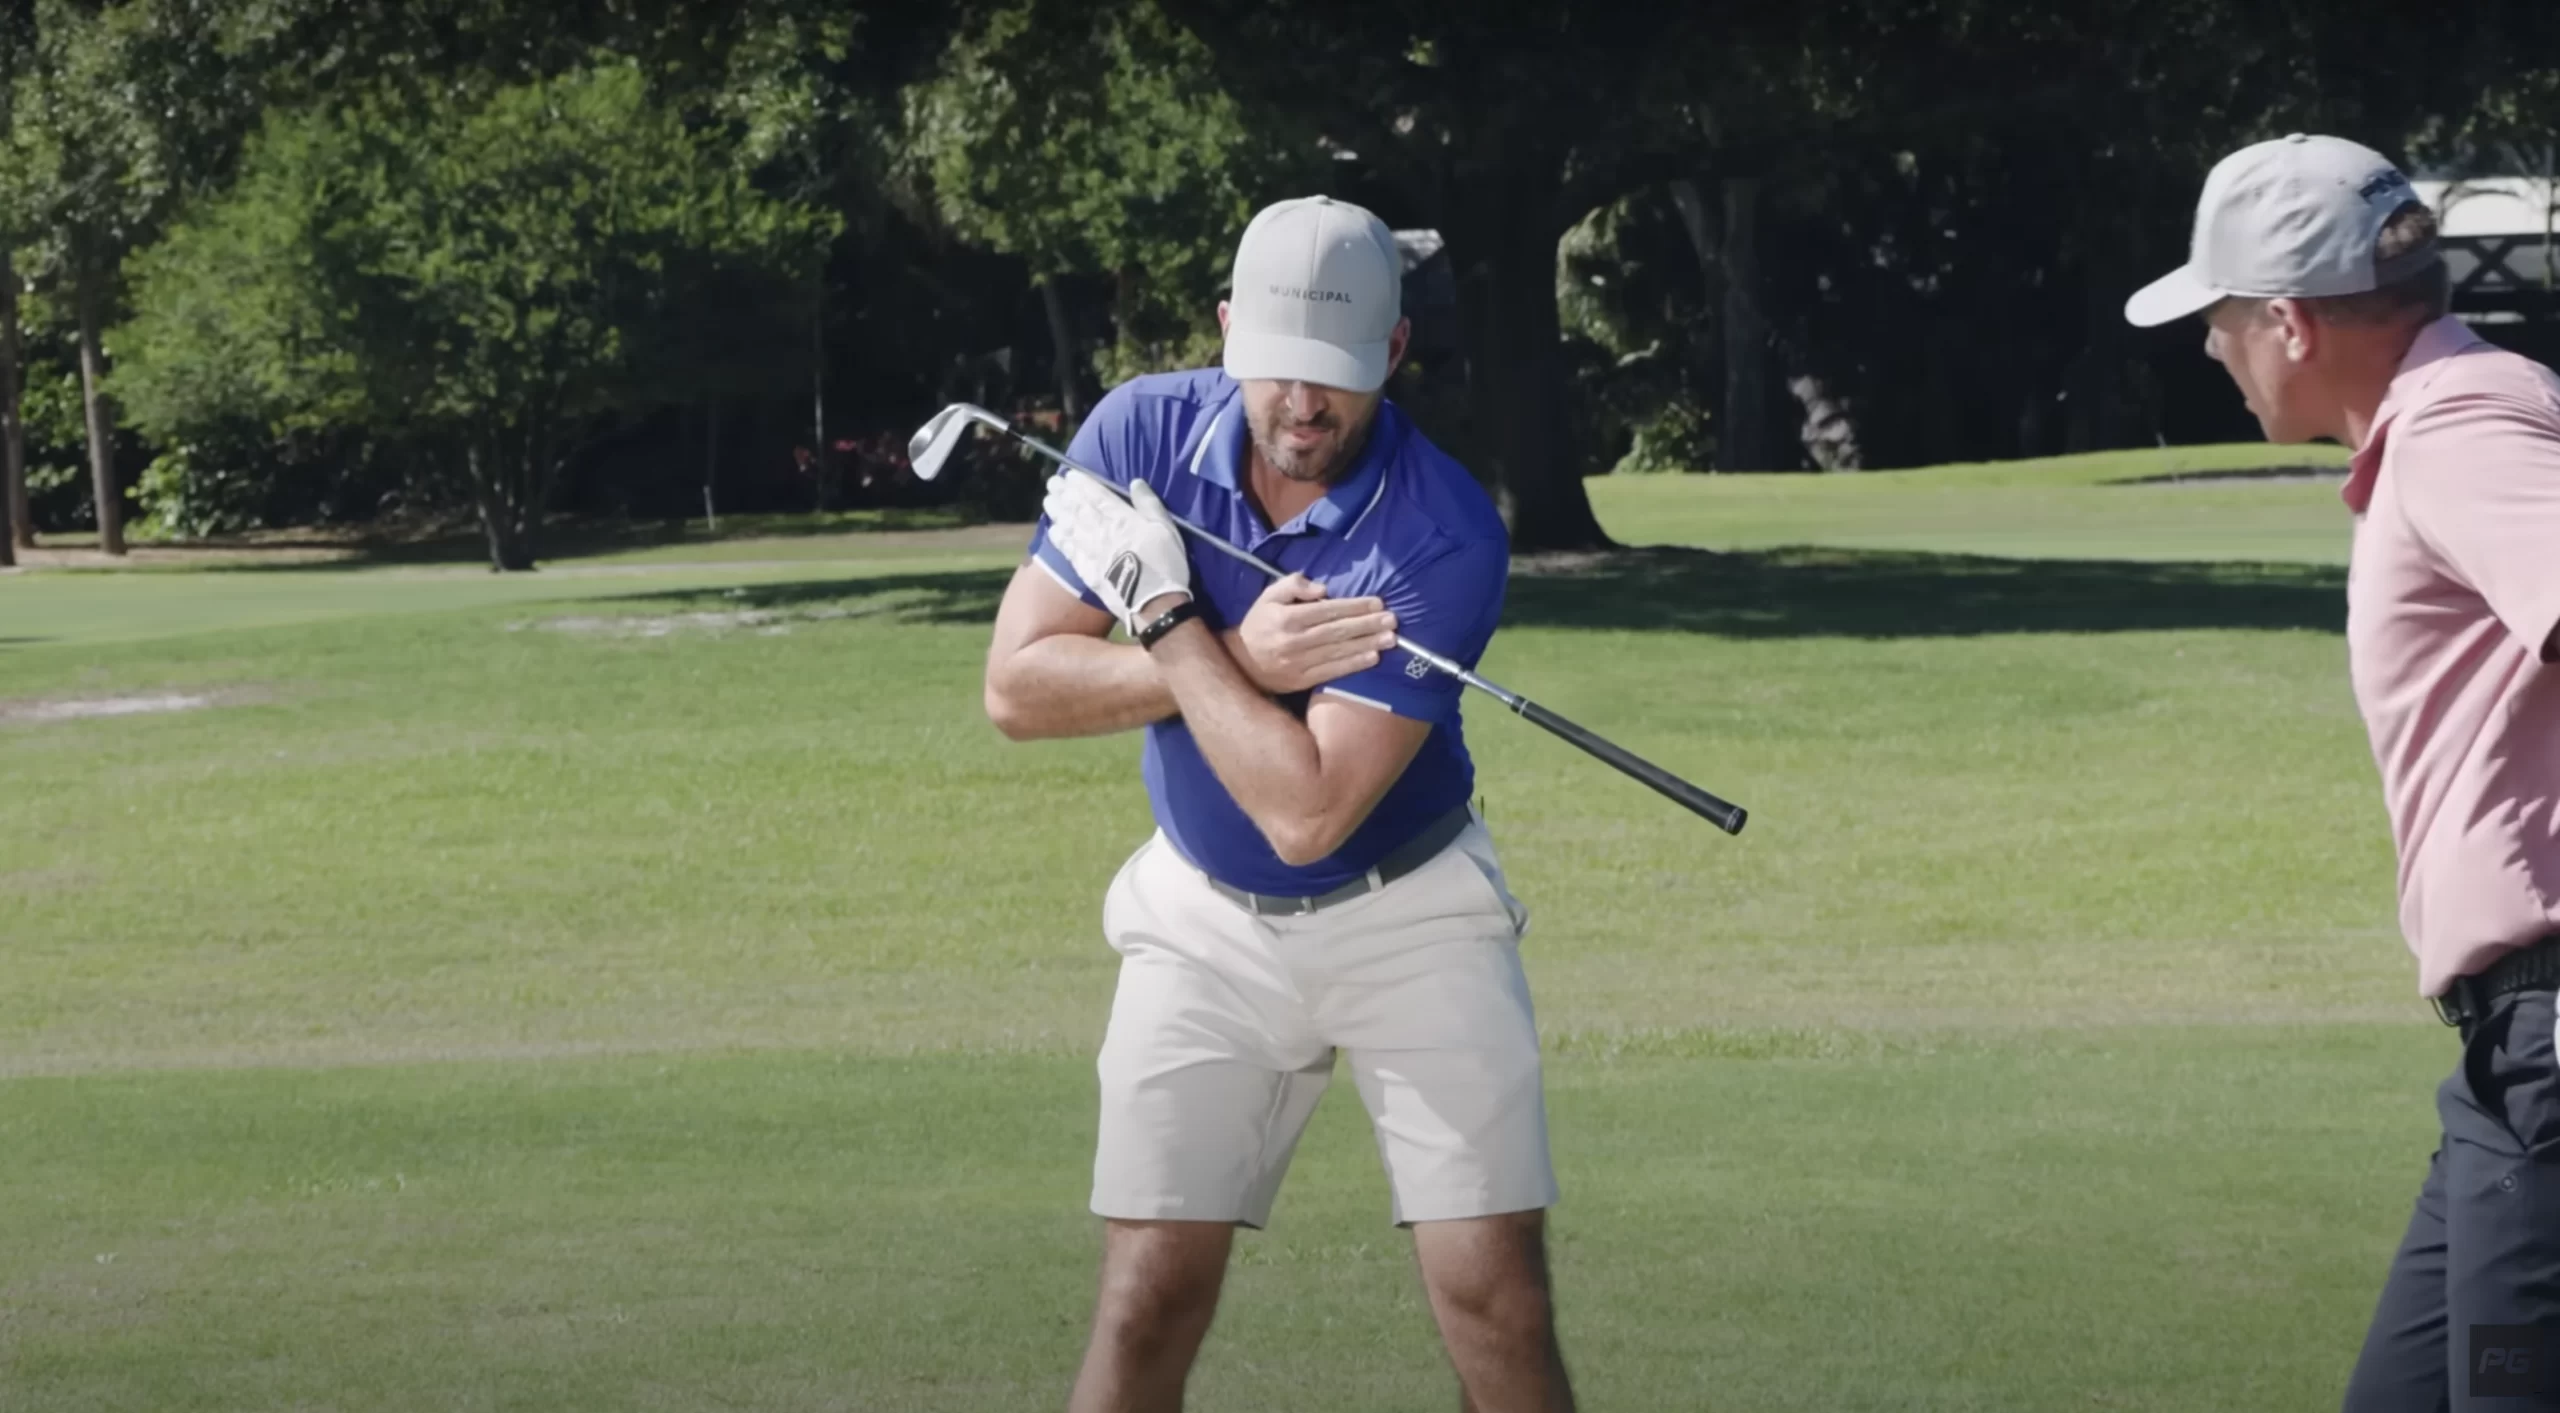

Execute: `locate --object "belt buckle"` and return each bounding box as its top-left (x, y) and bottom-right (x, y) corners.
top-left (2433, 976), bottom-right (2473, 1028)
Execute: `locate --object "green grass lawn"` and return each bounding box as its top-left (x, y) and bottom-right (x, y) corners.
top-left (1, 443), bottom-right (2434, 1410)
top-left (1596, 440), bottom-right (2353, 564)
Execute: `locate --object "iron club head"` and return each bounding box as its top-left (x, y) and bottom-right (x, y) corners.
top-left (905, 404), bottom-right (979, 482)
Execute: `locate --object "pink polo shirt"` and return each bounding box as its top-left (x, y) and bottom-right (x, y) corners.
top-left (2343, 316), bottom-right (2560, 997)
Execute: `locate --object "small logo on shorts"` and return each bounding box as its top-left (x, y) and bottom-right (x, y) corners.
top-left (1404, 655), bottom-right (1430, 680)
top-left (2473, 1325), bottom-right (2556, 1396)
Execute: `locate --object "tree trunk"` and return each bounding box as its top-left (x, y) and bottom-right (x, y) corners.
top-left (1658, 176), bottom-right (1863, 470)
top-left (1115, 264), bottom-right (1140, 347)
top-left (675, 402), bottom-right (693, 516)
top-left (703, 399), bottom-right (719, 526)
top-left (0, 248), bottom-right (22, 563)
top-left (1673, 178), bottom-right (1863, 472)
top-left (467, 430), bottom-right (538, 572)
top-left (476, 505), bottom-right (533, 571)
top-left (1717, 176), bottom-right (1781, 472)
top-left (2070, 226), bottom-right (2151, 452)
top-left (1039, 277), bottom-right (1083, 420)
top-left (810, 286), bottom-right (835, 511)
top-left (74, 272), bottom-right (123, 556)
top-left (1669, 178), bottom-right (1734, 465)
top-left (1667, 177), bottom-right (1719, 411)
top-left (1460, 135), bottom-right (1610, 552)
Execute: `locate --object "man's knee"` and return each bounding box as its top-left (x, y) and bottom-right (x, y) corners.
top-left (1442, 1274), bottom-right (1558, 1347)
top-left (1094, 1271), bottom-right (1218, 1349)
top-left (1415, 1210), bottom-right (1559, 1339)
top-left (1091, 1221), bottom-right (1230, 1354)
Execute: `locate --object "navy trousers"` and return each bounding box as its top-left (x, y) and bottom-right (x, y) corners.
top-left (2346, 989), bottom-right (2560, 1410)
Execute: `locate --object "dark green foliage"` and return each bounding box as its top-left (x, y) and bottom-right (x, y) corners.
top-left (1559, 192), bottom-right (1716, 474)
top-left (115, 61), bottom-right (834, 568)
top-left (3, 0), bottom-right (2557, 543)
top-left (905, 0), bottom-right (1324, 403)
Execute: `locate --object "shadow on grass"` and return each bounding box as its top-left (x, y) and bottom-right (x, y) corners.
top-left (2104, 464), bottom-right (2345, 486)
top-left (558, 547), bottom-right (2346, 640)
top-left (594, 569), bottom-right (1017, 626)
top-left (172, 507), bottom-right (988, 574)
top-left (1505, 546), bottom-right (2344, 638)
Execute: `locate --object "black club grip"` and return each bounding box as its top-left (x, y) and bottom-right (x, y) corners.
top-left (1515, 699), bottom-right (1747, 835)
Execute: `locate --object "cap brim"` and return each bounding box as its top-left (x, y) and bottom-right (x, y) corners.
top-left (2124, 265), bottom-right (2225, 328)
top-left (1223, 330), bottom-right (1389, 393)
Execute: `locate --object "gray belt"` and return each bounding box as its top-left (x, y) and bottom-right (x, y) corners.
top-left (1205, 805), bottom-right (1473, 917)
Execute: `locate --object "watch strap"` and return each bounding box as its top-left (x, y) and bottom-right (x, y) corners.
top-left (1135, 597), bottom-right (1201, 650)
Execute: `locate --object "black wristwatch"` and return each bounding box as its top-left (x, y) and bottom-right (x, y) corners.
top-left (1135, 597), bottom-right (1201, 650)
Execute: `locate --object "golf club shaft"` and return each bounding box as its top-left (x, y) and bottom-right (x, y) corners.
top-left (993, 419), bottom-right (1748, 834)
top-left (989, 420), bottom-right (1279, 576)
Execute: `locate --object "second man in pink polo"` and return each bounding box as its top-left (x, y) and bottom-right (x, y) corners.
top-left (2131, 134), bottom-right (2560, 1409)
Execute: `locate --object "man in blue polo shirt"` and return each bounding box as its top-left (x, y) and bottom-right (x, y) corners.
top-left (983, 195), bottom-right (1576, 1413)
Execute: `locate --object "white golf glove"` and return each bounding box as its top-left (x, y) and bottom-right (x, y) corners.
top-left (1041, 472), bottom-right (1192, 633)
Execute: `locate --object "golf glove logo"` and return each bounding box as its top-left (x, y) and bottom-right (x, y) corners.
top-left (1042, 472), bottom-right (1192, 633)
top-left (1106, 553), bottom-right (1144, 613)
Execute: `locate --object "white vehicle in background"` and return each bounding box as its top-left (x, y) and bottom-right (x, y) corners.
top-left (2412, 143), bottom-right (2560, 326)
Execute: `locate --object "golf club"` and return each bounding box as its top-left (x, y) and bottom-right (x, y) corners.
top-left (909, 402), bottom-right (1747, 835)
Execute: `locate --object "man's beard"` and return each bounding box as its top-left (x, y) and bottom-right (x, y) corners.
top-left (1251, 408), bottom-right (1369, 485)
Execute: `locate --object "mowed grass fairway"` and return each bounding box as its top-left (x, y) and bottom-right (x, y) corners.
top-left (1, 442), bottom-right (2438, 1411)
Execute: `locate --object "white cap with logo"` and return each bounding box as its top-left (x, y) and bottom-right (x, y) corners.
top-left (1223, 195), bottom-right (1403, 392)
top-left (2125, 133), bottom-right (2441, 327)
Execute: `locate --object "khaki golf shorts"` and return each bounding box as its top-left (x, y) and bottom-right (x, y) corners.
top-left (1091, 818), bottom-right (1558, 1228)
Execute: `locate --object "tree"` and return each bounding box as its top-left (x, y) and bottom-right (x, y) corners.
top-left (706, 4), bottom-right (949, 502)
top-left (1745, 0), bottom-right (2560, 464)
top-left (0, 251), bottom-right (21, 560)
top-left (0, 0), bottom-right (254, 555)
top-left (201, 0), bottom-right (958, 523)
top-left (0, 0), bottom-right (27, 559)
top-left (1531, 0), bottom-right (2560, 471)
top-left (115, 61), bottom-right (834, 569)
top-left (904, 0), bottom-right (1318, 416)
top-left (1157, 2), bottom-right (2560, 492)
top-left (1148, 3), bottom-right (1802, 547)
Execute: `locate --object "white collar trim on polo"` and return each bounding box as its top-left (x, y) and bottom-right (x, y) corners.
top-left (1186, 400), bottom-right (1393, 541)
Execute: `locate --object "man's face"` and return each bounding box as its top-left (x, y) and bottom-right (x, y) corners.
top-left (2203, 298), bottom-right (2321, 442)
top-left (1218, 307), bottom-right (1411, 484)
top-left (1239, 378), bottom-right (1382, 485)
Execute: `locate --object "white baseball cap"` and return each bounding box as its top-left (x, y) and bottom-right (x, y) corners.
top-left (1223, 196), bottom-right (1402, 392)
top-left (2125, 133), bottom-right (2441, 327)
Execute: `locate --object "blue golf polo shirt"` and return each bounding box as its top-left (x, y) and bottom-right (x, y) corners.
top-left (1026, 368), bottom-right (1510, 897)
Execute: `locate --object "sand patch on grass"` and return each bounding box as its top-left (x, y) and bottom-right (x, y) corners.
top-left (0, 691), bottom-right (241, 723)
top-left (510, 607), bottom-right (849, 638)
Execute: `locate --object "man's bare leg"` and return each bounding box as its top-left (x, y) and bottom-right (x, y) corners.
top-left (1411, 1210), bottom-right (1575, 1413)
top-left (1066, 1219), bottom-right (1235, 1413)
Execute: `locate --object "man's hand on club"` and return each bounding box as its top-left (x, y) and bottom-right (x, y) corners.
top-left (1228, 575), bottom-right (1399, 695)
top-left (1042, 472), bottom-right (1192, 632)
top-left (1040, 472), bottom-right (1394, 692)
